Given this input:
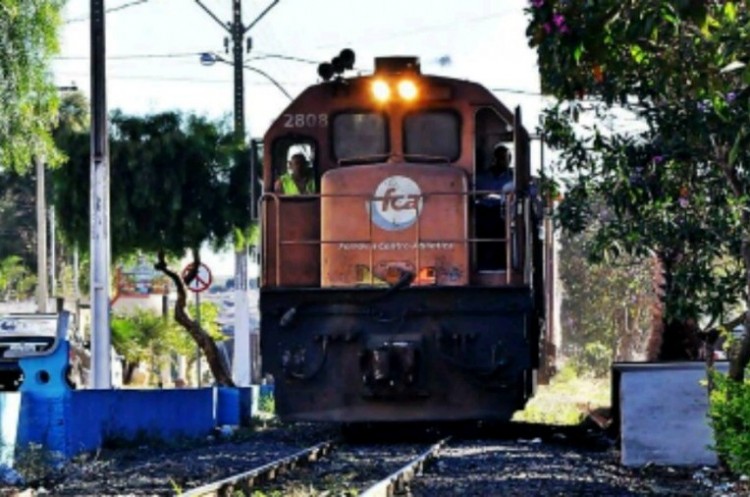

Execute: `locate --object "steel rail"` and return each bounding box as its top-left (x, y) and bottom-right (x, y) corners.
top-left (359, 437), bottom-right (451, 497)
top-left (180, 439), bottom-right (335, 497)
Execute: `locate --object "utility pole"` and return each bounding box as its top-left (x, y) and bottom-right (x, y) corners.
top-left (90, 0), bottom-right (112, 389)
top-left (35, 156), bottom-right (48, 313)
top-left (37, 85), bottom-right (78, 314)
top-left (195, 0), bottom-right (279, 387)
top-left (232, 0), bottom-right (245, 139)
top-left (49, 209), bottom-right (56, 297)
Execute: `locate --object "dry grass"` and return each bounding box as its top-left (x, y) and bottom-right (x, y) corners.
top-left (513, 366), bottom-right (611, 425)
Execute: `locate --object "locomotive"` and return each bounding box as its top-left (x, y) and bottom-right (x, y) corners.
top-left (257, 51), bottom-right (549, 422)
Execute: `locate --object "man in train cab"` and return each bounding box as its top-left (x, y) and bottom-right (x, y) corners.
top-left (274, 153), bottom-right (315, 195)
top-left (476, 144), bottom-right (514, 202)
top-left (475, 144), bottom-right (513, 270)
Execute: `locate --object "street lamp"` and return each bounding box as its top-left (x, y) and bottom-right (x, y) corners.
top-left (198, 52), bottom-right (293, 101)
top-left (199, 52), bottom-right (218, 66)
top-left (194, 0), bottom-right (281, 390)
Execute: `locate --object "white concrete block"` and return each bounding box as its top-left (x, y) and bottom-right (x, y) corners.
top-left (617, 362), bottom-right (726, 467)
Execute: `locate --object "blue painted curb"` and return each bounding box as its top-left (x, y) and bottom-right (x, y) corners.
top-left (1, 313), bottom-right (261, 461)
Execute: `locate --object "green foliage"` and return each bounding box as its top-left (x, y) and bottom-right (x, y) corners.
top-left (565, 339), bottom-right (619, 378)
top-left (111, 303), bottom-right (224, 374)
top-left (258, 393), bottom-right (275, 414)
top-left (0, 255), bottom-right (36, 301)
top-left (163, 300), bottom-right (225, 358)
top-left (111, 309), bottom-right (170, 366)
top-left (528, 1), bottom-right (750, 343)
top-left (513, 363), bottom-right (609, 425)
top-left (52, 111), bottom-right (253, 259)
top-left (560, 226), bottom-right (654, 375)
top-left (0, 0), bottom-right (65, 171)
top-left (709, 371), bottom-right (750, 474)
top-left (0, 169), bottom-right (38, 269)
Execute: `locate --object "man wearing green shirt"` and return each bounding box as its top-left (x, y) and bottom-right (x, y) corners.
top-left (275, 153), bottom-right (315, 195)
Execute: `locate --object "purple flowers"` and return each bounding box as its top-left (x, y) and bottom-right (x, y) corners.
top-left (652, 155), bottom-right (664, 165)
top-left (534, 2), bottom-right (570, 36)
top-left (540, 12), bottom-right (569, 35)
top-left (678, 197), bottom-right (689, 209)
top-left (726, 91), bottom-right (737, 103)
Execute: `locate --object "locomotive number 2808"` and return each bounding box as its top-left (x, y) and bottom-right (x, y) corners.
top-left (282, 113), bottom-right (328, 128)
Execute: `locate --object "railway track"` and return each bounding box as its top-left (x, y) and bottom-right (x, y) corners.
top-left (9, 421), bottom-right (714, 496)
top-left (359, 437), bottom-right (450, 497)
top-left (180, 439), bottom-right (335, 496)
top-left (180, 435), bottom-right (449, 497)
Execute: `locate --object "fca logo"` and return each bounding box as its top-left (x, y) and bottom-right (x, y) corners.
top-left (379, 188), bottom-right (420, 212)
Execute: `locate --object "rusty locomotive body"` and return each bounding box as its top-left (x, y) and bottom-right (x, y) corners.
top-left (259, 55), bottom-right (548, 422)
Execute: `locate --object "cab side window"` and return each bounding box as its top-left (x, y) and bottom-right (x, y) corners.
top-left (474, 107), bottom-right (513, 185)
top-left (272, 137), bottom-right (318, 195)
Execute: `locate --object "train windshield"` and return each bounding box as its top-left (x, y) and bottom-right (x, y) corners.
top-left (404, 110), bottom-right (460, 162)
top-left (333, 112), bottom-right (388, 163)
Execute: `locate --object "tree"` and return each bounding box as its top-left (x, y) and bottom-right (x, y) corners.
top-left (559, 222), bottom-right (655, 376)
top-left (111, 303), bottom-right (224, 385)
top-left (527, 1), bottom-right (750, 375)
top-left (53, 111), bottom-right (252, 386)
top-left (0, 1), bottom-right (65, 171)
top-left (0, 255), bottom-right (36, 301)
top-left (0, 91), bottom-right (88, 283)
top-left (0, 170), bottom-right (37, 269)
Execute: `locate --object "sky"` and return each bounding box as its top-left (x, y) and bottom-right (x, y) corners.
top-left (53, 0), bottom-right (549, 275)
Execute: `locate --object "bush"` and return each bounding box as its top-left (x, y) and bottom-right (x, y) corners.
top-left (708, 371), bottom-right (750, 475)
top-left (566, 342), bottom-right (613, 378)
top-left (258, 393), bottom-right (275, 413)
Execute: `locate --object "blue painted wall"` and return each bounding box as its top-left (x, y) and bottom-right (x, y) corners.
top-left (16, 388), bottom-right (217, 457)
top-left (1, 313), bottom-right (256, 461)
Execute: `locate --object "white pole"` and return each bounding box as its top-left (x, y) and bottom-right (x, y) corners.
top-left (35, 156), bottom-right (48, 313)
top-left (49, 208), bottom-right (56, 298)
top-left (89, 0), bottom-right (111, 388)
top-left (195, 290), bottom-right (202, 386)
top-left (233, 248), bottom-right (251, 386)
top-left (73, 246), bottom-right (80, 300)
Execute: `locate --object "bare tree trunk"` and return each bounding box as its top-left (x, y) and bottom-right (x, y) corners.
top-left (154, 250), bottom-right (235, 386)
top-left (646, 252), bottom-right (701, 361)
top-left (717, 150), bottom-right (750, 382)
top-left (646, 253), bottom-right (666, 361)
top-left (124, 361), bottom-right (137, 385)
top-left (729, 239), bottom-right (750, 382)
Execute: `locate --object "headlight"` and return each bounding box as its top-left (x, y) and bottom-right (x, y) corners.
top-left (372, 79), bottom-right (391, 102)
top-left (397, 79), bottom-right (418, 100)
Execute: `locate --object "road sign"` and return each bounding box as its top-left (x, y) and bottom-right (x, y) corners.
top-left (182, 263), bottom-right (213, 293)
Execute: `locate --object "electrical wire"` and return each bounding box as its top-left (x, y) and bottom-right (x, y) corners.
top-left (54, 51), bottom-right (320, 66)
top-left (490, 87), bottom-right (547, 97)
top-left (54, 71), bottom-right (308, 87)
top-left (64, 0), bottom-right (152, 24)
top-left (54, 52), bottom-right (204, 61)
top-left (313, 8), bottom-right (517, 49)
top-left (247, 53), bottom-right (320, 65)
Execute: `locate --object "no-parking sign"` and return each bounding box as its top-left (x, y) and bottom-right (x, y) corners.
top-left (181, 263), bottom-right (213, 293)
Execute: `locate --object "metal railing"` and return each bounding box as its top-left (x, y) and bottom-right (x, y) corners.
top-left (260, 189), bottom-right (530, 287)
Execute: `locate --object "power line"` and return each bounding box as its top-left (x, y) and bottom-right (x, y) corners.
top-left (54, 51), bottom-right (204, 61)
top-left (64, 0), bottom-right (151, 24)
top-left (54, 71), bottom-right (308, 86)
top-left (248, 53), bottom-right (320, 65)
top-left (54, 50), bottom-right (320, 64)
top-left (490, 87), bottom-right (547, 97)
top-left (314, 8), bottom-right (517, 49)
